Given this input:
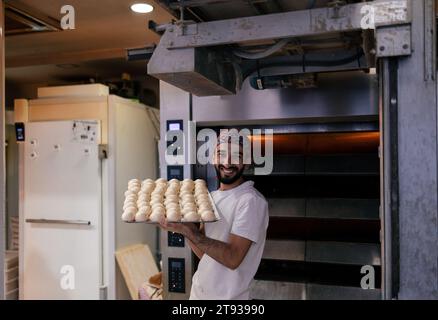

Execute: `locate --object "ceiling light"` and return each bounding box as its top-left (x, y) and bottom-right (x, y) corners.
top-left (131, 3), bottom-right (154, 13)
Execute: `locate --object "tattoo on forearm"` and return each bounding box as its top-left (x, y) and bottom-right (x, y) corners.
top-left (189, 231), bottom-right (232, 267)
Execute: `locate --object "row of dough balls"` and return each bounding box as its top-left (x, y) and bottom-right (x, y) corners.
top-left (121, 178), bottom-right (216, 223)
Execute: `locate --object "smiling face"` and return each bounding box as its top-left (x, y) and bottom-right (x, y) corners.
top-left (214, 143), bottom-right (246, 185)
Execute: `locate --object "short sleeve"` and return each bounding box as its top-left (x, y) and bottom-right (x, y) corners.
top-left (230, 194), bottom-right (268, 243)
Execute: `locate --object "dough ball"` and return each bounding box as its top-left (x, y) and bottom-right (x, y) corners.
top-left (151, 193), bottom-right (164, 201)
top-left (164, 200), bottom-right (178, 208)
top-left (125, 193), bottom-right (137, 201)
top-left (182, 192), bottom-right (195, 199)
top-left (199, 203), bottom-right (213, 212)
top-left (198, 202), bottom-right (213, 211)
top-left (167, 208), bottom-right (181, 216)
top-left (149, 211), bottom-right (165, 223)
top-left (183, 212), bottom-right (200, 222)
top-left (194, 180), bottom-right (207, 188)
top-left (196, 195), bottom-right (211, 204)
top-left (166, 210), bottom-right (182, 222)
top-left (151, 191), bottom-right (164, 198)
top-left (124, 200), bottom-right (137, 208)
top-left (151, 188), bottom-right (165, 197)
top-left (182, 195), bottom-right (195, 204)
top-left (121, 208), bottom-right (137, 222)
top-left (124, 206), bottom-right (137, 214)
top-left (128, 179), bottom-right (141, 186)
top-left (138, 193), bottom-right (151, 201)
top-left (137, 200), bottom-right (150, 208)
top-left (181, 202), bottom-right (196, 211)
top-left (142, 179), bottom-right (155, 185)
top-left (180, 184), bottom-right (194, 193)
top-left (123, 202), bottom-right (136, 211)
top-left (153, 204), bottom-right (165, 213)
top-left (195, 192), bottom-right (209, 200)
top-left (165, 194), bottom-right (179, 202)
top-left (142, 178), bottom-right (155, 186)
top-left (124, 190), bottom-right (137, 197)
top-left (135, 212), bottom-right (148, 222)
top-left (182, 200), bottom-right (197, 208)
top-left (168, 184), bottom-right (179, 191)
top-left (165, 188), bottom-right (178, 197)
top-left (125, 193), bottom-right (137, 200)
top-left (181, 179), bottom-right (194, 186)
top-left (137, 199), bottom-right (149, 208)
top-left (182, 203), bottom-right (197, 212)
top-left (169, 179), bottom-right (180, 185)
top-left (128, 185), bottom-right (140, 193)
top-left (151, 195), bottom-right (164, 202)
top-left (155, 182), bottom-right (167, 189)
top-left (200, 210), bottom-right (216, 222)
top-left (138, 204), bottom-right (151, 213)
top-left (155, 178), bottom-right (168, 184)
top-left (165, 202), bottom-right (180, 210)
top-left (194, 183), bottom-right (208, 190)
top-left (139, 205), bottom-right (151, 214)
top-left (182, 204), bottom-right (197, 214)
top-left (195, 183), bottom-right (208, 190)
top-left (141, 184), bottom-right (154, 193)
top-left (196, 195), bottom-right (210, 203)
top-left (179, 190), bottom-right (193, 198)
top-left (151, 202), bottom-right (164, 209)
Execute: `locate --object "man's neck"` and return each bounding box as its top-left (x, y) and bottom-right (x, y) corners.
top-left (219, 177), bottom-right (245, 191)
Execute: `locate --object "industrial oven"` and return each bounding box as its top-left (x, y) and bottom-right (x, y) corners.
top-left (150, 0), bottom-right (438, 300)
top-left (158, 71), bottom-right (381, 299)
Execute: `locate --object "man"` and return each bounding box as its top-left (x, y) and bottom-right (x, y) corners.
top-left (159, 129), bottom-right (269, 300)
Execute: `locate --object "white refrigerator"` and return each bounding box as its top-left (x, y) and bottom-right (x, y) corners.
top-left (23, 120), bottom-right (103, 299)
top-left (17, 85), bottom-right (159, 300)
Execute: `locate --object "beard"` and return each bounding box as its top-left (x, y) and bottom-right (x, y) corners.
top-left (214, 164), bottom-right (245, 185)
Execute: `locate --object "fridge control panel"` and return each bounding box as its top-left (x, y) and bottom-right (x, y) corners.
top-left (168, 258), bottom-right (185, 293)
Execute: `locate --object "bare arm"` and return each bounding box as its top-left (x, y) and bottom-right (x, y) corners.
top-left (187, 224), bottom-right (205, 259)
top-left (159, 221), bottom-right (252, 270)
top-left (189, 232), bottom-right (252, 270)
top-left (187, 239), bottom-right (204, 260)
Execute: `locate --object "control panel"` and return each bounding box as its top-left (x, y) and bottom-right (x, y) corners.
top-left (165, 119), bottom-right (188, 297)
top-left (168, 258), bottom-right (186, 293)
top-left (167, 163), bottom-right (185, 248)
top-left (168, 232), bottom-right (185, 247)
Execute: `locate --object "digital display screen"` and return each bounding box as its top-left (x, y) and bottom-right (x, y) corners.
top-left (15, 123), bottom-right (25, 142)
top-left (170, 169), bottom-right (181, 175)
top-left (167, 166), bottom-right (184, 181)
top-left (171, 261), bottom-right (182, 269)
top-left (169, 123), bottom-right (181, 131)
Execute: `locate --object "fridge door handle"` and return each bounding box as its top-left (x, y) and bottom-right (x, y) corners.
top-left (25, 219), bottom-right (91, 226)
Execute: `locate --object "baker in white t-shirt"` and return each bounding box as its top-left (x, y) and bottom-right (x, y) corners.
top-left (159, 129), bottom-right (269, 300)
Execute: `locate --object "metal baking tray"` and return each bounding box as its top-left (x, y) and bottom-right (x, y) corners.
top-left (124, 192), bottom-right (220, 224)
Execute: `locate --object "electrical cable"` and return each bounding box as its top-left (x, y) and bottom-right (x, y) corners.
top-left (233, 38), bottom-right (295, 60)
top-left (243, 49), bottom-right (365, 79)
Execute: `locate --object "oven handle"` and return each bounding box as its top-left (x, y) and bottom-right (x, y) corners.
top-left (25, 218), bottom-right (91, 226)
